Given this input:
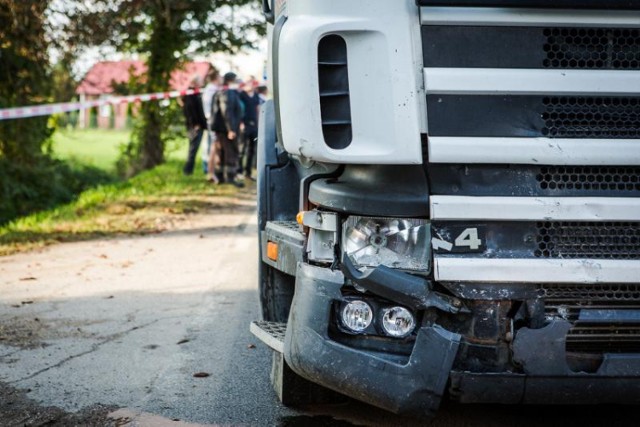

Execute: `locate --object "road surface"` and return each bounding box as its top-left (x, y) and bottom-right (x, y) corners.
top-left (0, 200), bottom-right (638, 426)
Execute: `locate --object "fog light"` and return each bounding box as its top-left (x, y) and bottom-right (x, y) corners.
top-left (341, 300), bottom-right (373, 333)
top-left (381, 307), bottom-right (415, 338)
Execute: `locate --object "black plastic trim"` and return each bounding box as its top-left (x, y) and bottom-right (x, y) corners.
top-left (308, 165), bottom-right (430, 217)
top-left (318, 35), bottom-right (353, 150)
top-left (427, 95), bottom-right (640, 139)
top-left (428, 164), bottom-right (640, 197)
top-left (423, 26), bottom-right (640, 70)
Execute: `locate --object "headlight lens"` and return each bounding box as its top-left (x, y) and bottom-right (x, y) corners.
top-left (342, 216), bottom-right (430, 271)
top-left (341, 300), bottom-right (373, 333)
top-left (381, 307), bottom-right (416, 338)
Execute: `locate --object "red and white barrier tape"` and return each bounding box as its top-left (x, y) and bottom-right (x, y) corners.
top-left (0, 89), bottom-right (200, 121)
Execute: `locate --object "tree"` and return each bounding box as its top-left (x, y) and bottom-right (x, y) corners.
top-left (0, 1), bottom-right (53, 161)
top-left (59, 0), bottom-right (265, 172)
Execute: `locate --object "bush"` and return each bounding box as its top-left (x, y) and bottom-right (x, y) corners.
top-left (0, 156), bottom-right (115, 225)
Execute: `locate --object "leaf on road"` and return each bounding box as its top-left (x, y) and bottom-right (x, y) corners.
top-left (193, 372), bottom-right (210, 378)
top-left (19, 277), bottom-right (37, 281)
top-left (177, 339), bottom-right (190, 345)
top-left (247, 344), bottom-right (256, 349)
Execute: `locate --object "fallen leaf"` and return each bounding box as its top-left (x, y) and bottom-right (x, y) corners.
top-left (193, 372), bottom-right (210, 378)
top-left (105, 295), bottom-right (115, 299)
top-left (247, 344), bottom-right (256, 349)
top-left (19, 277), bottom-right (37, 281)
top-left (21, 301), bottom-right (34, 305)
top-left (177, 339), bottom-right (190, 345)
top-left (98, 254), bottom-right (108, 259)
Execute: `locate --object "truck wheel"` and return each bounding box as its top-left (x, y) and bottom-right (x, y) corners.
top-left (259, 259), bottom-right (295, 322)
top-left (271, 351), bottom-right (346, 406)
top-left (257, 99), bottom-right (298, 322)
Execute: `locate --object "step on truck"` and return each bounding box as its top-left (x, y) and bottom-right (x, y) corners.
top-left (250, 0), bottom-right (640, 418)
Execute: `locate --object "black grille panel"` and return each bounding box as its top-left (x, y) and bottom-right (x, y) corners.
top-left (536, 166), bottom-right (640, 192)
top-left (542, 97), bottom-right (640, 138)
top-left (318, 35), bottom-right (352, 150)
top-left (542, 284), bottom-right (640, 354)
top-left (535, 222), bottom-right (640, 259)
top-left (541, 283), bottom-right (640, 302)
top-left (544, 28), bottom-right (640, 70)
top-left (427, 95), bottom-right (640, 139)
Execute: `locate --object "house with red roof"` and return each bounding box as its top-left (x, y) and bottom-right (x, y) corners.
top-left (76, 60), bottom-right (212, 129)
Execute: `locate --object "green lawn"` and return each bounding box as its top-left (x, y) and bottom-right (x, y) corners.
top-left (52, 129), bottom-right (187, 172)
top-left (52, 129), bottom-right (131, 172)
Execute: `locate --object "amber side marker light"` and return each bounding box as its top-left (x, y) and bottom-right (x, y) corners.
top-left (267, 242), bottom-right (279, 261)
top-left (296, 211), bottom-right (305, 225)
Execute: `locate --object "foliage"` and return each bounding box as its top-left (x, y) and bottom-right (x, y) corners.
top-left (0, 1), bottom-right (53, 161)
top-left (0, 156), bottom-right (115, 226)
top-left (0, 160), bottom-right (251, 256)
top-left (55, 0), bottom-right (266, 173)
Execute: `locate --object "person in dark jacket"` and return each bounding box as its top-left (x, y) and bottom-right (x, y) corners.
top-left (211, 72), bottom-right (244, 187)
top-left (182, 75), bottom-right (207, 175)
top-left (238, 77), bottom-right (261, 181)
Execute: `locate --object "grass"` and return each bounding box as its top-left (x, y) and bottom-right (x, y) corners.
top-left (52, 129), bottom-right (130, 172)
top-left (0, 160), bottom-right (252, 256)
top-left (52, 128), bottom-right (186, 172)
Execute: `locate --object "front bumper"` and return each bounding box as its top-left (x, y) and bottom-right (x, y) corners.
top-left (284, 263), bottom-right (640, 416)
top-left (284, 263), bottom-right (461, 418)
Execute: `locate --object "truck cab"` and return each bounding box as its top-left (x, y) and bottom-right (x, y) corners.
top-left (251, 0), bottom-right (640, 417)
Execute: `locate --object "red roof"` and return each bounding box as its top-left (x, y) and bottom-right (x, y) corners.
top-left (76, 60), bottom-right (212, 95)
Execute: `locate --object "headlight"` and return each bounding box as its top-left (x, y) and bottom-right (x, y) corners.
top-left (342, 216), bottom-right (430, 272)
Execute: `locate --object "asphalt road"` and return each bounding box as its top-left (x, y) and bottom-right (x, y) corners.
top-left (0, 204), bottom-right (639, 426)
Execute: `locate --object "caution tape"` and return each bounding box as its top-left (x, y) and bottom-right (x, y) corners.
top-left (0, 89), bottom-right (200, 121)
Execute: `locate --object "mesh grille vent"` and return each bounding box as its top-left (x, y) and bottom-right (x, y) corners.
top-left (543, 28), bottom-right (640, 70)
top-left (540, 283), bottom-right (640, 302)
top-left (318, 35), bottom-right (352, 150)
top-left (541, 97), bottom-right (640, 138)
top-left (535, 222), bottom-right (640, 259)
top-left (536, 166), bottom-right (640, 191)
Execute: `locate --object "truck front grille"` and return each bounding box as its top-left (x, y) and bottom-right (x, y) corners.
top-left (542, 284), bottom-right (640, 354)
top-left (542, 97), bottom-right (640, 138)
top-left (544, 28), bottom-right (640, 70)
top-left (541, 283), bottom-right (640, 302)
top-left (536, 166), bottom-right (640, 192)
top-left (535, 221), bottom-right (640, 259)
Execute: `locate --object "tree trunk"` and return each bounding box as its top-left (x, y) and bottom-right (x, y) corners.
top-left (136, 16), bottom-right (179, 171)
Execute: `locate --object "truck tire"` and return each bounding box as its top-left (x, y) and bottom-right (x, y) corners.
top-left (257, 99), bottom-right (298, 322)
top-left (259, 255), bottom-right (295, 322)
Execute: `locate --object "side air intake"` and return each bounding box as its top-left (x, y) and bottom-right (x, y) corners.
top-left (318, 35), bottom-right (353, 150)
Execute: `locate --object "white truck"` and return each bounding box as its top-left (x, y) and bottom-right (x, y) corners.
top-left (251, 0), bottom-right (640, 417)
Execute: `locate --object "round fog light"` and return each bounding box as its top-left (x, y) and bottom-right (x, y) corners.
top-left (342, 300), bottom-right (373, 333)
top-left (382, 307), bottom-right (415, 338)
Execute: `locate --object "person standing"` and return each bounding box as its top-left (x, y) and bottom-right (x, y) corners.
top-left (182, 75), bottom-right (207, 176)
top-left (201, 67), bottom-right (220, 179)
top-left (211, 72), bottom-right (245, 187)
top-left (238, 77), bottom-right (261, 181)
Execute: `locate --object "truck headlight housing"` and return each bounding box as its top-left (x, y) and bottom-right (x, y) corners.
top-left (342, 216), bottom-right (430, 272)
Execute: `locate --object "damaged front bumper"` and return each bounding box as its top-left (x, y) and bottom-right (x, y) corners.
top-left (453, 319), bottom-right (640, 404)
top-left (284, 263), bottom-right (640, 415)
top-left (284, 263), bottom-right (461, 418)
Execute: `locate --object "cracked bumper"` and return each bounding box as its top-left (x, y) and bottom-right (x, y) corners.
top-left (283, 263), bottom-right (461, 417)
